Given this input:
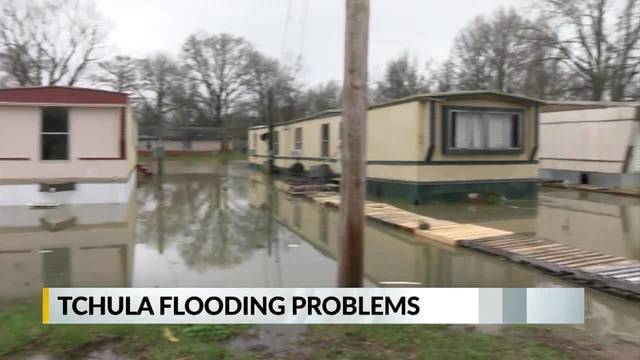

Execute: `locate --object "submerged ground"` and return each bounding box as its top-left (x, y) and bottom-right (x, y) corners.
top-left (0, 157), bottom-right (639, 359)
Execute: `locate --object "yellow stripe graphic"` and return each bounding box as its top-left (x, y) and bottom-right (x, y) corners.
top-left (42, 288), bottom-right (50, 324)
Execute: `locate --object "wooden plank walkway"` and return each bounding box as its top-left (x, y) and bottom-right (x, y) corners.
top-left (460, 234), bottom-right (640, 296)
top-left (309, 192), bottom-right (514, 246)
top-left (304, 190), bottom-right (640, 296)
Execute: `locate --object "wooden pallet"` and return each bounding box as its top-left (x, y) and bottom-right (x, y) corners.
top-left (460, 235), bottom-right (640, 296)
top-left (303, 189), bottom-right (640, 296)
top-left (309, 192), bottom-right (510, 245)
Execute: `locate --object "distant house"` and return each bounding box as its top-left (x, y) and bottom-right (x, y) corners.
top-left (0, 86), bottom-right (137, 206)
top-left (248, 90), bottom-right (543, 203)
top-left (137, 125), bottom-right (229, 154)
top-left (540, 101), bottom-right (640, 189)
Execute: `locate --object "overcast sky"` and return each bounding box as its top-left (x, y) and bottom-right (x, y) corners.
top-left (97, 0), bottom-right (526, 85)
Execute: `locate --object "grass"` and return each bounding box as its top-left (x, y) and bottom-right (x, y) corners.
top-left (302, 324), bottom-right (573, 360)
top-left (0, 299), bottom-right (250, 359)
top-left (137, 150), bottom-right (247, 163)
top-left (0, 300), bottom-right (585, 359)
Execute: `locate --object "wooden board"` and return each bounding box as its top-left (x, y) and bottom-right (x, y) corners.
top-left (460, 235), bottom-right (640, 296)
top-left (300, 186), bottom-right (640, 296)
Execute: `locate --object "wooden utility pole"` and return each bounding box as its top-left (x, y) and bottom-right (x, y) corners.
top-left (338, 0), bottom-right (369, 287)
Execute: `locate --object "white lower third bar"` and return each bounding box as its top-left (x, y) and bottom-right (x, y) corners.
top-left (42, 287), bottom-right (584, 325)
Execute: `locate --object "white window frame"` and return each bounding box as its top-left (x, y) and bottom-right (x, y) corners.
top-left (273, 130), bottom-right (279, 155)
top-left (41, 107), bottom-right (70, 161)
top-left (293, 127), bottom-right (303, 156)
top-left (320, 123), bottom-right (330, 158)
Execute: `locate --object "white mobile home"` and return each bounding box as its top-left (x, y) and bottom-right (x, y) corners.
top-left (249, 91), bottom-right (543, 204)
top-left (0, 86), bottom-right (137, 206)
top-left (539, 101), bottom-right (640, 189)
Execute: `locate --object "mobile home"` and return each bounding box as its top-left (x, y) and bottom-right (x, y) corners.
top-left (248, 90), bottom-right (542, 203)
top-left (137, 126), bottom-right (229, 154)
top-left (539, 101), bottom-right (640, 189)
top-left (0, 86), bottom-right (137, 206)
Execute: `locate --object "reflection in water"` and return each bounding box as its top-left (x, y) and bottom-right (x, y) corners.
top-left (1, 163), bottom-right (638, 345)
top-left (537, 189), bottom-right (640, 259)
top-left (0, 198), bottom-right (136, 299)
top-left (133, 166), bottom-right (340, 287)
top-left (246, 171), bottom-right (640, 343)
top-left (375, 188), bottom-right (640, 260)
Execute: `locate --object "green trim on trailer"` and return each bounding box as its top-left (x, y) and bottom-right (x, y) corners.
top-left (251, 154), bottom-right (339, 162)
top-left (249, 161), bottom-right (538, 203)
top-left (367, 160), bottom-right (537, 165)
top-left (250, 154), bottom-right (537, 165)
top-left (366, 177), bottom-right (538, 204)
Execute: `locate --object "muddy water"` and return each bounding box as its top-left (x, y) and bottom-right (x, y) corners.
top-left (378, 188), bottom-right (640, 260)
top-left (1, 162), bottom-right (638, 345)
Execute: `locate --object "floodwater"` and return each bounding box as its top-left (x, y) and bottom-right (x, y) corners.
top-left (1, 161), bottom-right (639, 345)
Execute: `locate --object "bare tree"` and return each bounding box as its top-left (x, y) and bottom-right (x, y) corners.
top-left (610, 0), bottom-right (640, 100)
top-left (451, 8), bottom-right (531, 93)
top-left (93, 55), bottom-right (138, 93)
top-left (430, 59), bottom-right (457, 92)
top-left (0, 0), bottom-right (107, 86)
top-left (167, 77), bottom-right (209, 126)
top-left (373, 52), bottom-right (428, 102)
top-left (301, 80), bottom-right (342, 114)
top-left (181, 33), bottom-right (253, 125)
top-left (535, 0), bottom-right (640, 100)
top-left (136, 54), bottom-right (180, 126)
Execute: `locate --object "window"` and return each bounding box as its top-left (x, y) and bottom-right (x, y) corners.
top-left (293, 127), bottom-right (302, 155)
top-left (445, 107), bottom-right (522, 154)
top-left (251, 133), bottom-right (257, 155)
top-left (320, 123), bottom-right (330, 157)
top-left (41, 107), bottom-right (69, 160)
top-left (272, 131), bottom-right (279, 155)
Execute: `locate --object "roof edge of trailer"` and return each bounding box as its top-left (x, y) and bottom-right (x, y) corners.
top-left (542, 100), bottom-right (640, 106)
top-left (248, 109), bottom-right (342, 130)
top-left (540, 99), bottom-right (640, 113)
top-left (0, 85), bottom-right (129, 105)
top-left (248, 90), bottom-right (544, 130)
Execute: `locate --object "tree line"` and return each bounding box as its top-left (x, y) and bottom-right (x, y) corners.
top-left (374, 1), bottom-right (640, 103)
top-left (0, 0), bottom-right (341, 133)
top-left (0, 0), bottom-right (638, 133)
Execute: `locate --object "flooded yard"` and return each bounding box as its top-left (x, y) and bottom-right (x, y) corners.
top-left (1, 161), bottom-right (639, 356)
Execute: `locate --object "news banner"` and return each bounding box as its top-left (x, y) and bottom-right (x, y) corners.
top-left (42, 288), bottom-right (584, 324)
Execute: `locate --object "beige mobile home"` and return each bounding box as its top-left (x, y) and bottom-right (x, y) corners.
top-left (137, 126), bottom-right (228, 154)
top-left (0, 86), bottom-right (137, 206)
top-left (248, 91), bottom-right (542, 203)
top-left (539, 101), bottom-right (640, 189)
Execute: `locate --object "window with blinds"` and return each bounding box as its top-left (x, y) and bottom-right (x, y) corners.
top-left (446, 107), bottom-right (522, 153)
top-left (250, 133), bottom-right (257, 155)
